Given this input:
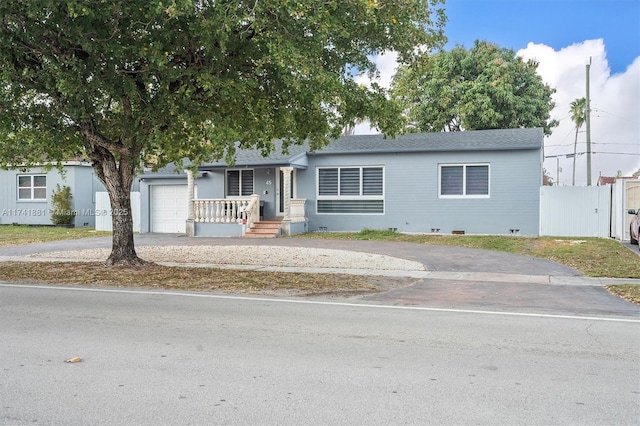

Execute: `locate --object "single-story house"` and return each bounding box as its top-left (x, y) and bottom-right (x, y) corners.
top-left (137, 127), bottom-right (544, 237)
top-left (0, 162), bottom-right (106, 228)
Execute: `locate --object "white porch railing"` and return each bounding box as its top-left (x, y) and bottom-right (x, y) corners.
top-left (193, 194), bottom-right (260, 228)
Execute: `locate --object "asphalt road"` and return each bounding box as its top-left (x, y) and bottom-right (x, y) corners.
top-left (2, 284), bottom-right (639, 425)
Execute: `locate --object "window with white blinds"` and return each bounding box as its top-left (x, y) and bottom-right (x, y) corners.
top-left (226, 169), bottom-right (254, 196)
top-left (439, 164), bottom-right (489, 197)
top-left (317, 166), bottom-right (384, 214)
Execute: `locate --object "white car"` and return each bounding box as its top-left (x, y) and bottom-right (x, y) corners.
top-left (629, 209), bottom-right (640, 247)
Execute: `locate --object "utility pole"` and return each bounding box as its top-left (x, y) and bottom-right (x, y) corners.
top-left (585, 57), bottom-right (592, 186)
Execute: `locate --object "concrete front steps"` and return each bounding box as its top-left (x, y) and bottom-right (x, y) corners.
top-left (244, 220), bottom-right (282, 238)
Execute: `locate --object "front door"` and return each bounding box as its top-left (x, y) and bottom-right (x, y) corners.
top-left (276, 168), bottom-right (295, 215)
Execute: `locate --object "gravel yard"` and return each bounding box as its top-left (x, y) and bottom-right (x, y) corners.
top-left (29, 245), bottom-right (426, 271)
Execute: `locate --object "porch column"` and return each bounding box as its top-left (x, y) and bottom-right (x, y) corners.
top-left (185, 169), bottom-right (195, 237)
top-left (281, 166), bottom-right (293, 236)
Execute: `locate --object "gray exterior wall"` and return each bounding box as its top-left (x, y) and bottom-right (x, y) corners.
top-left (194, 222), bottom-right (243, 237)
top-left (0, 164), bottom-right (104, 227)
top-left (295, 148), bottom-right (541, 235)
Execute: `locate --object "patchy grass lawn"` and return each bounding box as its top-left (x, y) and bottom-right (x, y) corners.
top-left (0, 225), bottom-right (111, 247)
top-left (606, 284), bottom-right (640, 305)
top-left (0, 261), bottom-right (389, 297)
top-left (0, 225), bottom-right (394, 297)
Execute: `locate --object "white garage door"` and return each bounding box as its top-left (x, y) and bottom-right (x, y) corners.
top-left (151, 185), bottom-right (188, 233)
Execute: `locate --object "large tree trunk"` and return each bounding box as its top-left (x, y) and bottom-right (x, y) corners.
top-left (88, 141), bottom-right (148, 266)
top-left (104, 181), bottom-right (146, 266)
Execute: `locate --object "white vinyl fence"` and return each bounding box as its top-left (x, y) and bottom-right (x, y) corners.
top-left (95, 192), bottom-right (140, 232)
top-left (540, 185), bottom-right (611, 237)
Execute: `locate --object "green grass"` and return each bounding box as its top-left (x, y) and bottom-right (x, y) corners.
top-left (0, 225), bottom-right (112, 247)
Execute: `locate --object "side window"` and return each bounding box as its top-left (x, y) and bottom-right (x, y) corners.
top-left (18, 175), bottom-right (47, 200)
top-left (439, 164), bottom-right (489, 197)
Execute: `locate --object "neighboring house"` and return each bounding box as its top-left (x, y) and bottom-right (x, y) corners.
top-left (0, 162), bottom-right (105, 228)
top-left (137, 127), bottom-right (544, 237)
top-left (597, 176), bottom-right (617, 186)
top-left (597, 175), bottom-right (635, 186)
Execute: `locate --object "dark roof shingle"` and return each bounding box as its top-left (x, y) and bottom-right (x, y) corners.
top-left (201, 128), bottom-right (543, 167)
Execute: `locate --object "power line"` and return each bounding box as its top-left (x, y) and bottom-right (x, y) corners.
top-left (592, 152), bottom-right (640, 156)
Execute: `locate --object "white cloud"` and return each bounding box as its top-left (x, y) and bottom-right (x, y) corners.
top-left (354, 40), bottom-right (640, 185)
top-left (353, 51), bottom-right (399, 90)
top-left (518, 39), bottom-right (640, 186)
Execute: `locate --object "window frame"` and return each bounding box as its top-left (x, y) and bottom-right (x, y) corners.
top-left (438, 163), bottom-right (490, 198)
top-left (226, 169), bottom-right (254, 197)
top-left (316, 166), bottom-right (384, 214)
top-left (17, 174), bottom-right (47, 201)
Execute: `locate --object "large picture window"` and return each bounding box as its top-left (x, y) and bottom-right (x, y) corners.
top-left (439, 164), bottom-right (489, 197)
top-left (227, 169), bottom-right (254, 196)
top-left (18, 175), bottom-right (47, 200)
top-left (317, 166), bottom-right (384, 214)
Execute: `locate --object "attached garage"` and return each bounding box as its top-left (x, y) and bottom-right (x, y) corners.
top-left (150, 185), bottom-right (188, 233)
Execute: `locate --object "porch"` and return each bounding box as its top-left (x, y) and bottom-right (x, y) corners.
top-left (184, 169), bottom-right (307, 238)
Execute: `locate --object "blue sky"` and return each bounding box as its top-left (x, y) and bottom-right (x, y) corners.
top-left (443, 0), bottom-right (640, 75)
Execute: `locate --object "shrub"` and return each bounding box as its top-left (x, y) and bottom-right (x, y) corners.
top-left (50, 184), bottom-right (75, 226)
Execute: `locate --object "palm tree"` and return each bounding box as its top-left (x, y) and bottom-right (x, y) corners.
top-left (569, 98), bottom-right (586, 186)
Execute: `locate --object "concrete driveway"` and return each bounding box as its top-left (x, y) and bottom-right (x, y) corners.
top-left (0, 234), bottom-right (638, 318)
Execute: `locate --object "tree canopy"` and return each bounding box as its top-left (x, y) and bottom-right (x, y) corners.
top-left (391, 40), bottom-right (558, 135)
top-left (0, 0), bottom-right (446, 264)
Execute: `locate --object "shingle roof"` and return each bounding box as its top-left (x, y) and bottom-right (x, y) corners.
top-left (200, 128), bottom-right (543, 168)
top-left (200, 142), bottom-right (309, 168)
top-left (313, 127), bottom-right (543, 154)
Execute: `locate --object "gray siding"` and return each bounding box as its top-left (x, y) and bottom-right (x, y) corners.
top-left (297, 149), bottom-right (541, 235)
top-left (0, 165), bottom-right (104, 227)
